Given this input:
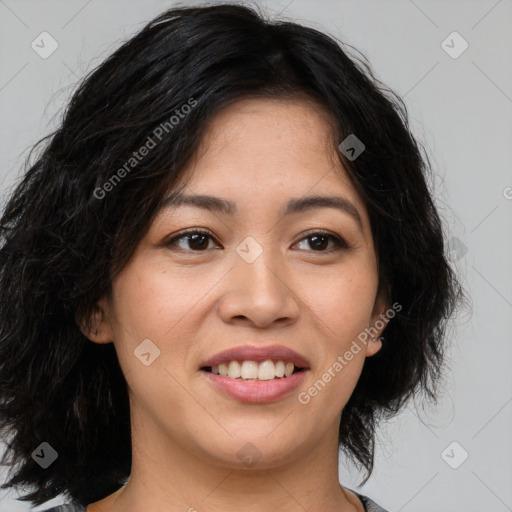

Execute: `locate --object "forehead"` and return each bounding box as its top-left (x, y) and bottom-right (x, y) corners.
top-left (174, 97), bottom-right (361, 204)
top-left (145, 96), bottom-right (374, 244)
top-left (150, 97), bottom-right (374, 245)
top-left (195, 96), bottom-right (339, 161)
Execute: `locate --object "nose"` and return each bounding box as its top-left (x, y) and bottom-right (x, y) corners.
top-left (217, 243), bottom-right (300, 328)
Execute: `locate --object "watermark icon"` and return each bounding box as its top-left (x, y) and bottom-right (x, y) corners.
top-left (447, 237), bottom-right (468, 262)
top-left (134, 338), bottom-right (161, 366)
top-left (441, 31), bottom-right (468, 59)
top-left (338, 134), bottom-right (365, 161)
top-left (31, 32), bottom-right (59, 59)
top-left (298, 302), bottom-right (402, 405)
top-left (31, 441), bottom-right (58, 469)
top-left (503, 186), bottom-right (512, 200)
top-left (236, 236), bottom-right (264, 264)
top-left (441, 441), bottom-right (469, 469)
top-left (237, 442), bottom-right (262, 467)
top-left (93, 97), bottom-right (197, 200)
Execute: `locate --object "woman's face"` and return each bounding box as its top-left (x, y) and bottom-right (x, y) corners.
top-left (90, 97), bottom-right (388, 470)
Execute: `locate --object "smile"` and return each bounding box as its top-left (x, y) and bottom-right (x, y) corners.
top-left (203, 359), bottom-right (303, 381)
top-left (200, 362), bottom-right (308, 403)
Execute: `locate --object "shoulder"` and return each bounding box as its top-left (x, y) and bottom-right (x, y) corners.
top-left (35, 500), bottom-right (86, 512)
top-left (352, 490), bottom-right (391, 512)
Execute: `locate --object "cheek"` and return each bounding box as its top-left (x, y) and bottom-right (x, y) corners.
top-left (110, 259), bottom-right (210, 341)
top-left (298, 258), bottom-right (378, 410)
top-left (303, 259), bottom-right (378, 344)
top-left (108, 256), bottom-right (233, 388)
top-left (108, 264), bottom-right (204, 418)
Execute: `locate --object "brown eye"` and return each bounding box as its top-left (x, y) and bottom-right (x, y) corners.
top-left (294, 231), bottom-right (349, 253)
top-left (165, 229), bottom-right (218, 252)
top-left (164, 229), bottom-right (349, 254)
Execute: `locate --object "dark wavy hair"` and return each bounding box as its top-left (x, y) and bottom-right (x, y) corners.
top-left (0, 2), bottom-right (465, 507)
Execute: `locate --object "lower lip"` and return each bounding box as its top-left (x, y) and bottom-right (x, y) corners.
top-left (200, 370), bottom-right (308, 403)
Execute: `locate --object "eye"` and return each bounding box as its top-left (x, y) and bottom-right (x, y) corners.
top-left (164, 229), bottom-right (349, 253)
top-left (165, 229), bottom-right (219, 252)
top-left (293, 230), bottom-right (349, 253)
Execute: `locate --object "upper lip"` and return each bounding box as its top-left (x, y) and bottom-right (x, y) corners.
top-left (200, 344), bottom-right (310, 369)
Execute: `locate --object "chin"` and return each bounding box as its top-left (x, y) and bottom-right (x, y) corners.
top-left (196, 431), bottom-right (308, 469)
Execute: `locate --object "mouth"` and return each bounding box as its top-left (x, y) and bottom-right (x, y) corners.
top-left (199, 344), bottom-right (310, 402)
top-left (200, 359), bottom-right (306, 381)
top-left (200, 362), bottom-right (309, 403)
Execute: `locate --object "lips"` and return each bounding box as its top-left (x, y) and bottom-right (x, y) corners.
top-left (200, 344), bottom-right (310, 370)
top-left (201, 369), bottom-right (308, 403)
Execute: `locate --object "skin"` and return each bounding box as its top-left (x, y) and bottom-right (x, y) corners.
top-left (82, 97), bottom-right (389, 512)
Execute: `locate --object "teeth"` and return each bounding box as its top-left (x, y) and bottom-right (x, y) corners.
top-left (228, 361), bottom-right (241, 379)
top-left (284, 362), bottom-right (294, 377)
top-left (241, 360), bottom-right (258, 379)
top-left (257, 360), bottom-right (275, 380)
top-left (208, 359), bottom-right (299, 380)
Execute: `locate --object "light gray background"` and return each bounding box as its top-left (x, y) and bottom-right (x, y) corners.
top-left (0, 1), bottom-right (511, 511)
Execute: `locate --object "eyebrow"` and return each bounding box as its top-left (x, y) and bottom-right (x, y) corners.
top-left (158, 192), bottom-right (363, 230)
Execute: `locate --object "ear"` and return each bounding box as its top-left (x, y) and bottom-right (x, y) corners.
top-left (76, 296), bottom-right (113, 344)
top-left (365, 289), bottom-right (390, 357)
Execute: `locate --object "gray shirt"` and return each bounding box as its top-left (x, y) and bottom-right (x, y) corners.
top-left (36, 490), bottom-right (390, 511)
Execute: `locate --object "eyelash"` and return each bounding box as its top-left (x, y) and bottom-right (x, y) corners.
top-left (164, 228), bottom-right (350, 254)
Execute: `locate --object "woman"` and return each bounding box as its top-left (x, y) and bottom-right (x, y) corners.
top-left (0, 3), bottom-right (464, 512)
